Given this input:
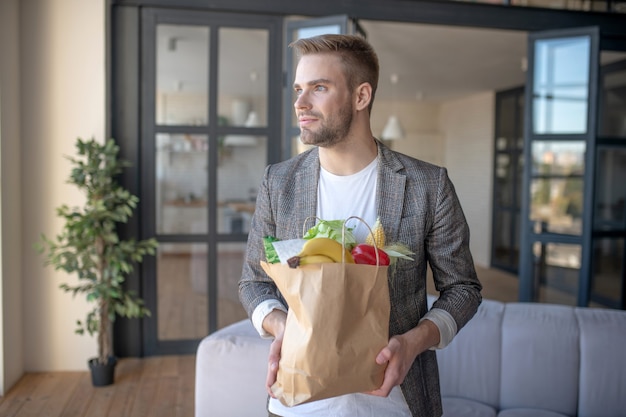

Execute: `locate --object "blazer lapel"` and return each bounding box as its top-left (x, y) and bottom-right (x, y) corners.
top-left (376, 141), bottom-right (406, 243)
top-left (292, 149), bottom-right (320, 237)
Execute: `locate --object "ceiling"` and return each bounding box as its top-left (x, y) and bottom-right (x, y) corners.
top-left (157, 19), bottom-right (529, 104)
top-left (361, 20), bottom-right (528, 102)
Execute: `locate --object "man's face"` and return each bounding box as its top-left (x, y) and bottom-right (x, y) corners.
top-left (293, 54), bottom-right (354, 147)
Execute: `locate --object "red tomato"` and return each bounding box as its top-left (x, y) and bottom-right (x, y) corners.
top-left (351, 244), bottom-right (390, 266)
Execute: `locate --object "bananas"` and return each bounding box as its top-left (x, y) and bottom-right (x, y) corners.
top-left (299, 254), bottom-right (335, 265)
top-left (286, 238), bottom-right (354, 268)
top-left (287, 254), bottom-right (335, 268)
top-left (298, 237), bottom-right (354, 264)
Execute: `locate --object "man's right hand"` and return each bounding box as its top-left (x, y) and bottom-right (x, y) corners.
top-left (262, 309), bottom-right (287, 397)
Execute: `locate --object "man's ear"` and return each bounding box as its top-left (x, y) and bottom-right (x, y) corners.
top-left (354, 82), bottom-right (372, 112)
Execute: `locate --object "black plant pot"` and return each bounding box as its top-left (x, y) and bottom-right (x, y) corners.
top-left (88, 356), bottom-right (117, 387)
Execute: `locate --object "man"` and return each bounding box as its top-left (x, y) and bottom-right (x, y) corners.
top-left (239, 34), bottom-right (482, 417)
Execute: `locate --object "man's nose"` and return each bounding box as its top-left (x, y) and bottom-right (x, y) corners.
top-left (294, 91), bottom-right (310, 110)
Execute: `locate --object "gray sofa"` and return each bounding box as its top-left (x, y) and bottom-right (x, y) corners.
top-left (195, 296), bottom-right (626, 417)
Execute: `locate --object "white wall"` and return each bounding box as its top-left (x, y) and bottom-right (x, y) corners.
top-left (20, 0), bottom-right (106, 372)
top-left (441, 92), bottom-right (495, 266)
top-left (372, 99), bottom-right (444, 166)
top-left (373, 94), bottom-right (494, 267)
top-left (0, 0), bottom-right (23, 396)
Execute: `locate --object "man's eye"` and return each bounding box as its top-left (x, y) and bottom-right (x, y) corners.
top-left (294, 88), bottom-right (303, 96)
top-left (315, 85), bottom-right (327, 92)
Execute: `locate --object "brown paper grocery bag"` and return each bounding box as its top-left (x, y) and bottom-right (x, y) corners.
top-left (260, 261), bottom-right (390, 407)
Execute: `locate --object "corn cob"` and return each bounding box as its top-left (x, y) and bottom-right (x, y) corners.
top-left (365, 217), bottom-right (386, 248)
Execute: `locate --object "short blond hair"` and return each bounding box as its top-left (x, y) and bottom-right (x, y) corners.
top-left (289, 34), bottom-right (379, 113)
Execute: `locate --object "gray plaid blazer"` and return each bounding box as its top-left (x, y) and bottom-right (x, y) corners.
top-left (239, 139), bottom-right (482, 417)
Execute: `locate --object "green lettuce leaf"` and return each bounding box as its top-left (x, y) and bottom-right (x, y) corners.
top-left (262, 236), bottom-right (281, 264)
top-left (303, 219), bottom-right (356, 249)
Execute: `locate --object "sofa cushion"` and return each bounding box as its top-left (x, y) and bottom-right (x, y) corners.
top-left (441, 396), bottom-right (497, 417)
top-left (195, 319), bottom-right (271, 417)
top-left (499, 303), bottom-right (579, 416)
top-left (437, 299), bottom-right (504, 409)
top-left (498, 408), bottom-right (569, 417)
top-left (576, 307), bottom-right (626, 417)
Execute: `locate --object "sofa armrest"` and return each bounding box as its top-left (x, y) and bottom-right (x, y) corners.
top-left (195, 319), bottom-right (271, 417)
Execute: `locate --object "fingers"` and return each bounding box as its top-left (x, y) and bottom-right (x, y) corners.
top-left (375, 346), bottom-right (392, 365)
top-left (367, 337), bottom-right (407, 397)
top-left (265, 338), bottom-right (283, 397)
top-left (266, 360), bottom-right (279, 397)
top-left (376, 336), bottom-right (400, 365)
top-left (367, 365), bottom-right (399, 397)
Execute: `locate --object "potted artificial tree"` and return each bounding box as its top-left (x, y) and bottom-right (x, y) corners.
top-left (37, 137), bottom-right (158, 386)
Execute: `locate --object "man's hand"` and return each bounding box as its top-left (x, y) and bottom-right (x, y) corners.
top-left (367, 319), bottom-right (440, 397)
top-left (262, 309), bottom-right (287, 397)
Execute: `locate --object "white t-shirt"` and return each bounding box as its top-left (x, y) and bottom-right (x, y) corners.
top-left (317, 157), bottom-right (378, 242)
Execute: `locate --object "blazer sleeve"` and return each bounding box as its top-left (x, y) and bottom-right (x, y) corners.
top-left (427, 168), bottom-right (482, 330)
top-left (238, 164), bottom-right (285, 319)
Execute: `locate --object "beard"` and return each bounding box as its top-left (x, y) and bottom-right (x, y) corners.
top-left (299, 103), bottom-right (353, 148)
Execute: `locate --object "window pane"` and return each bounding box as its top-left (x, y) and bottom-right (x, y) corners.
top-left (493, 210), bottom-right (513, 265)
top-left (156, 24), bottom-right (209, 125)
top-left (533, 36), bottom-right (590, 134)
top-left (158, 244), bottom-right (208, 340)
top-left (218, 28), bottom-right (268, 127)
top-left (293, 136), bottom-right (315, 157)
top-left (217, 242), bottom-right (248, 329)
top-left (517, 154), bottom-right (524, 205)
top-left (533, 242), bottom-right (581, 306)
top-left (532, 141), bottom-right (585, 176)
top-left (595, 148), bottom-right (626, 230)
top-left (156, 133), bottom-right (208, 235)
top-left (217, 136), bottom-right (267, 234)
top-left (496, 137), bottom-right (508, 151)
top-left (591, 238), bottom-right (623, 308)
top-left (530, 177), bottom-right (584, 235)
top-left (516, 93), bottom-right (525, 149)
top-left (599, 58), bottom-right (626, 138)
top-left (498, 94), bottom-right (517, 144)
top-left (513, 213), bottom-right (521, 266)
top-left (495, 154), bottom-right (513, 206)
top-left (297, 24), bottom-right (342, 39)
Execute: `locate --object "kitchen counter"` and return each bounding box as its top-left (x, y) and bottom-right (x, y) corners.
top-left (163, 198), bottom-right (208, 208)
top-left (226, 201), bottom-right (255, 214)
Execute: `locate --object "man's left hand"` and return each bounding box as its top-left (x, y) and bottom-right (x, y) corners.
top-left (367, 319), bottom-right (440, 397)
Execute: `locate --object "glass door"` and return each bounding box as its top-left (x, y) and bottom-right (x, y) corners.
top-left (519, 27), bottom-right (599, 306)
top-left (141, 8), bottom-right (282, 354)
top-left (492, 87), bottom-right (524, 274)
top-left (592, 56), bottom-right (626, 309)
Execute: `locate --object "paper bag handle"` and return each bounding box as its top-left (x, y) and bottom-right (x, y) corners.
top-left (343, 215), bottom-right (381, 266)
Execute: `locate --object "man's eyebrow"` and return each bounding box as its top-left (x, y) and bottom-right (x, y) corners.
top-left (293, 78), bottom-right (334, 89)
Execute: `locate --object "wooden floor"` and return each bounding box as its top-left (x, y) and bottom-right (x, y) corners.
top-left (0, 265), bottom-right (531, 417)
top-left (0, 355), bottom-right (195, 417)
